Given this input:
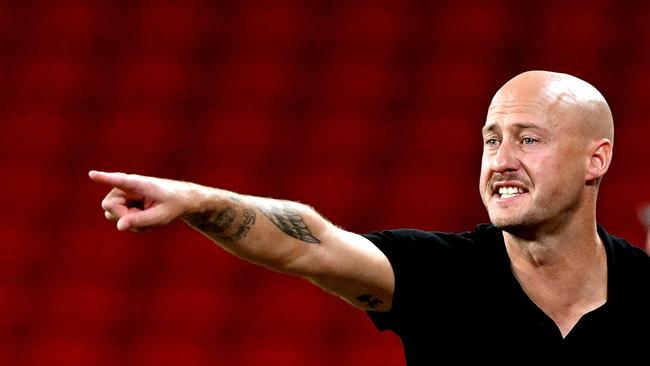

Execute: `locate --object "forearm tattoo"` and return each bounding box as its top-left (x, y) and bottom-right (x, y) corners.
top-left (355, 294), bottom-right (384, 309)
top-left (185, 205), bottom-right (256, 243)
top-left (259, 202), bottom-right (321, 244)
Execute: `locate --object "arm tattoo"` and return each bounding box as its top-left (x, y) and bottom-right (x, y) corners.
top-left (355, 294), bottom-right (384, 309)
top-left (231, 208), bottom-right (256, 240)
top-left (185, 205), bottom-right (256, 243)
top-left (259, 202), bottom-right (321, 244)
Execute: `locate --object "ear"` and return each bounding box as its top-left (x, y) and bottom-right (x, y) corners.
top-left (585, 138), bottom-right (612, 184)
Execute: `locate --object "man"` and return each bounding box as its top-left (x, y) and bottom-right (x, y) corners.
top-left (90, 71), bottom-right (648, 362)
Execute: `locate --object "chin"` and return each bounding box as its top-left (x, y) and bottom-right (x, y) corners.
top-left (489, 214), bottom-right (529, 231)
top-left (490, 216), bottom-right (543, 238)
top-left (491, 220), bottom-right (521, 230)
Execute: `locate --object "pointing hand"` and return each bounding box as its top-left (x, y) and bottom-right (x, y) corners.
top-left (88, 170), bottom-right (196, 232)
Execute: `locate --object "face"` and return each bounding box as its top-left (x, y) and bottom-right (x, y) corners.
top-left (479, 94), bottom-right (588, 233)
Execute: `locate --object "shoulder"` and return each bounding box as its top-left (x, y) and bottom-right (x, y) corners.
top-left (600, 226), bottom-right (649, 269)
top-left (599, 226), bottom-right (649, 305)
top-left (361, 223), bottom-right (502, 257)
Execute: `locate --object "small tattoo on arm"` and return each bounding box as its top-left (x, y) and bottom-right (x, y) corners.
top-left (355, 294), bottom-right (384, 309)
top-left (195, 207), bottom-right (235, 234)
top-left (186, 205), bottom-right (256, 243)
top-left (230, 208), bottom-right (256, 241)
top-left (260, 202), bottom-right (321, 244)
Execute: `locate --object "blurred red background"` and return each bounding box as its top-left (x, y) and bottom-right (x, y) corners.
top-left (1, 0), bottom-right (649, 365)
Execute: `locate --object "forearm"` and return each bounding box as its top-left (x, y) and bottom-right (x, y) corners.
top-left (90, 170), bottom-right (395, 311)
top-left (181, 186), bottom-right (329, 274)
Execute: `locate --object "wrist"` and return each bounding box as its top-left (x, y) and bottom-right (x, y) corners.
top-left (181, 183), bottom-right (233, 218)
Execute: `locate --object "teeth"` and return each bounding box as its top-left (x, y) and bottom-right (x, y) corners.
top-left (497, 186), bottom-right (524, 198)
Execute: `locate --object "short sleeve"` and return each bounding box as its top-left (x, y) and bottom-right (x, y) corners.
top-left (361, 228), bottom-right (471, 334)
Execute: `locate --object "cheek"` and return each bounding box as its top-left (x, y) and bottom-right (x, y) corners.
top-left (533, 154), bottom-right (582, 194)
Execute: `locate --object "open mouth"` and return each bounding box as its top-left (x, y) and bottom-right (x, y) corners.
top-left (492, 183), bottom-right (529, 200)
top-left (498, 186), bottom-right (525, 199)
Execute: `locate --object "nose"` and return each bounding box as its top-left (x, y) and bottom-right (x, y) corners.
top-left (491, 140), bottom-right (520, 173)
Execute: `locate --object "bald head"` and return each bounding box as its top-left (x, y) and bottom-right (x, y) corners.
top-left (480, 71), bottom-right (615, 231)
top-left (491, 71), bottom-right (614, 144)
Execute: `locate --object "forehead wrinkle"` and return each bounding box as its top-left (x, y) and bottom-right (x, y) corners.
top-left (482, 122), bottom-right (500, 136)
top-left (482, 121), bottom-right (547, 137)
top-left (485, 99), bottom-right (551, 135)
top-left (487, 100), bottom-right (549, 115)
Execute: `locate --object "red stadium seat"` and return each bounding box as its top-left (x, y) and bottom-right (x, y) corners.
top-left (13, 55), bottom-right (85, 108)
top-left (131, 337), bottom-right (212, 366)
top-left (40, 283), bottom-right (125, 338)
top-left (56, 222), bottom-right (140, 283)
top-left (130, 0), bottom-right (203, 56)
top-left (0, 223), bottom-right (39, 282)
top-left (113, 58), bottom-right (190, 108)
top-left (27, 339), bottom-right (116, 366)
top-left (232, 1), bottom-right (307, 51)
top-left (142, 283), bottom-right (235, 340)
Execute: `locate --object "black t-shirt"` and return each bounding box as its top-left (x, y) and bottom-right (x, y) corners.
top-left (363, 224), bottom-right (649, 363)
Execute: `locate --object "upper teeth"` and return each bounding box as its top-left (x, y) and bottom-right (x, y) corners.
top-left (498, 187), bottom-right (524, 198)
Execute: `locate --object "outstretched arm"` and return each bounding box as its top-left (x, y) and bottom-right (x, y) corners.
top-left (89, 170), bottom-right (394, 311)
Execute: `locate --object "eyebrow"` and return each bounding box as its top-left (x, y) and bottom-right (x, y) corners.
top-left (482, 122), bottom-right (545, 135)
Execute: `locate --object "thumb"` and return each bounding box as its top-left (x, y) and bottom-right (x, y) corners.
top-left (116, 205), bottom-right (173, 231)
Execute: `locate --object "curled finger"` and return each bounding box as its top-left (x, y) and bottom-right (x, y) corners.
top-left (105, 210), bottom-right (119, 221)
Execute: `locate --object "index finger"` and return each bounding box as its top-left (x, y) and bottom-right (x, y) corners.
top-left (88, 170), bottom-right (141, 191)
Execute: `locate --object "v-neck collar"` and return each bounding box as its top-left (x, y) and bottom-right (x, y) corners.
top-left (494, 224), bottom-right (615, 341)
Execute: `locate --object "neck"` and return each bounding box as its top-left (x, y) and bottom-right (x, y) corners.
top-left (503, 196), bottom-right (601, 265)
top-left (503, 220), bottom-right (600, 267)
top-left (501, 211), bottom-right (608, 338)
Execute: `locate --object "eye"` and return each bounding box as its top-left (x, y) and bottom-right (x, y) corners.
top-left (522, 137), bottom-right (538, 145)
top-left (484, 138), bottom-right (500, 146)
